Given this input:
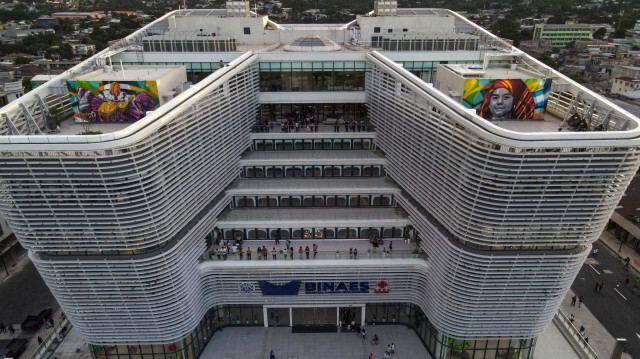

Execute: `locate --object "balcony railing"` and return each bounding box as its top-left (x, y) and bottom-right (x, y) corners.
top-left (202, 249), bottom-right (427, 262)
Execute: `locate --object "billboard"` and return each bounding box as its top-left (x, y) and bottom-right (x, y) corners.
top-left (67, 80), bottom-right (159, 123)
top-left (462, 78), bottom-right (552, 120)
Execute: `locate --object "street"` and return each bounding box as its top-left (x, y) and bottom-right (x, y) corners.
top-left (571, 242), bottom-right (640, 357)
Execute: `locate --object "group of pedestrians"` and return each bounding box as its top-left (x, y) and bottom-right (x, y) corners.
top-left (333, 118), bottom-right (368, 132)
top-left (0, 322), bottom-right (15, 334)
top-left (570, 295), bottom-right (584, 308)
top-left (240, 242), bottom-right (320, 261)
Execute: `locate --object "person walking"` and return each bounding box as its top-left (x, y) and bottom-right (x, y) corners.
top-left (299, 246), bottom-right (303, 259)
top-left (362, 328), bottom-right (366, 341)
top-left (599, 282), bottom-right (604, 292)
top-left (579, 325), bottom-right (585, 337)
top-left (286, 238), bottom-right (291, 251)
top-left (390, 343), bottom-right (395, 354)
top-left (354, 248), bottom-right (358, 259)
top-left (369, 354), bottom-right (373, 359)
top-left (37, 336), bottom-right (43, 345)
top-left (305, 246), bottom-right (310, 259)
top-left (219, 60), bottom-right (224, 68)
top-left (578, 296), bottom-right (584, 308)
top-left (594, 282), bottom-right (599, 292)
top-left (571, 295), bottom-right (576, 306)
top-left (313, 243), bottom-right (318, 258)
top-left (263, 246), bottom-right (268, 260)
top-left (247, 247), bottom-right (252, 260)
top-left (625, 275), bottom-right (630, 286)
top-left (289, 247), bottom-right (294, 260)
top-left (569, 314), bottom-right (575, 323)
top-left (272, 247), bottom-right (277, 260)
top-left (270, 349), bottom-right (275, 359)
top-left (275, 232), bottom-right (280, 245)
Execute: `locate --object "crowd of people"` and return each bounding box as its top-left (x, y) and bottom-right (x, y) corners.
top-left (255, 106), bottom-right (370, 133)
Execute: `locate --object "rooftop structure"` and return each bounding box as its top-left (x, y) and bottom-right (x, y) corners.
top-left (0, 5), bottom-right (639, 359)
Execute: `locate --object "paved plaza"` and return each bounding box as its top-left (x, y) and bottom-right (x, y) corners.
top-left (200, 325), bottom-right (430, 359)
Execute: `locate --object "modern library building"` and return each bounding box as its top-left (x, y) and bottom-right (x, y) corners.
top-left (0, 2), bottom-right (639, 358)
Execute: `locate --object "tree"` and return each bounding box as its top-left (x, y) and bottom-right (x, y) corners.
top-left (546, 15), bottom-right (567, 25)
top-left (593, 27), bottom-right (607, 40)
top-left (22, 77), bottom-right (32, 93)
top-left (14, 56), bottom-right (33, 64)
top-left (489, 18), bottom-right (522, 46)
top-left (537, 55), bottom-right (559, 70)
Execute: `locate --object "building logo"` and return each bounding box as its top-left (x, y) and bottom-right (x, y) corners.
top-left (258, 280), bottom-right (302, 296)
top-left (238, 282), bottom-right (255, 294)
top-left (374, 280), bottom-right (389, 294)
top-left (305, 281), bottom-right (370, 294)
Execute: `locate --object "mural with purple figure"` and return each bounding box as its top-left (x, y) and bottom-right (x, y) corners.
top-left (67, 80), bottom-right (159, 123)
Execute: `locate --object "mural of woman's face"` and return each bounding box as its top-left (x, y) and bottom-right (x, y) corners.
top-left (489, 87), bottom-right (513, 119)
top-left (110, 83), bottom-right (121, 97)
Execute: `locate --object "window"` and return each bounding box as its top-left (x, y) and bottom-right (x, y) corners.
top-left (374, 27), bottom-right (381, 33)
top-left (388, 29), bottom-right (393, 33)
top-left (244, 27), bottom-right (251, 35)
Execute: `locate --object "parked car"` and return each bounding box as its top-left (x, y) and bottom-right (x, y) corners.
top-left (0, 338), bottom-right (28, 358)
top-left (20, 315), bottom-right (42, 331)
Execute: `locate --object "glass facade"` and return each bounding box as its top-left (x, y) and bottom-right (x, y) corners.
top-left (252, 138), bottom-right (374, 151)
top-left (259, 62), bottom-right (366, 91)
top-left (92, 303), bottom-right (535, 359)
top-left (260, 104), bottom-right (367, 123)
top-left (232, 194), bottom-right (394, 208)
top-left (242, 164), bottom-right (384, 178)
top-left (221, 226), bottom-right (404, 240)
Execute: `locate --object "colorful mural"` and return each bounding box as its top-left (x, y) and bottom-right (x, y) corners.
top-left (462, 78), bottom-right (552, 120)
top-left (67, 80), bottom-right (159, 122)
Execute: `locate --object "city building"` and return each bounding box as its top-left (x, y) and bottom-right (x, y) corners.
top-left (35, 15), bottom-right (60, 29)
top-left (532, 23), bottom-right (592, 47)
top-left (0, 2), bottom-right (639, 359)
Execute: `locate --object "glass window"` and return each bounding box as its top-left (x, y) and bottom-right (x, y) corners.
top-left (348, 228), bottom-right (357, 238)
top-left (247, 229), bottom-right (257, 240)
top-left (337, 228), bottom-right (348, 239)
top-left (254, 167), bottom-right (264, 177)
top-left (245, 167), bottom-right (255, 178)
top-left (315, 228), bottom-right (324, 238)
top-left (257, 229), bottom-right (267, 240)
top-left (244, 197), bottom-right (255, 207)
top-left (280, 196), bottom-right (291, 207)
top-left (360, 228), bottom-right (371, 239)
top-left (257, 196), bottom-right (269, 207)
top-left (336, 196), bottom-right (347, 206)
top-left (303, 228), bottom-right (313, 239)
top-left (290, 196), bottom-right (301, 207)
top-left (334, 139), bottom-right (343, 150)
top-left (383, 227), bottom-right (393, 237)
top-left (292, 228), bottom-right (302, 238)
top-left (313, 196), bottom-right (324, 207)
top-left (326, 196), bottom-right (336, 206)
top-left (349, 196), bottom-right (360, 206)
top-left (359, 196), bottom-right (369, 206)
top-left (303, 196), bottom-right (314, 207)
top-left (325, 228), bottom-right (335, 238)
top-left (244, 27), bottom-right (250, 35)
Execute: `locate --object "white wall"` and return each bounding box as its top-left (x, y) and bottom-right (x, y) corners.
top-left (173, 15), bottom-right (268, 44)
top-left (156, 66), bottom-right (188, 104)
top-left (357, 14), bottom-right (456, 42)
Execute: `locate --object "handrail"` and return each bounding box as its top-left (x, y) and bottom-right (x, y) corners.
top-left (202, 249), bottom-right (427, 262)
top-left (27, 316), bottom-right (71, 359)
top-left (554, 309), bottom-right (598, 359)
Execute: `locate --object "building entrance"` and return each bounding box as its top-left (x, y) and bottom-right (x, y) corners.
top-left (263, 305), bottom-right (366, 330)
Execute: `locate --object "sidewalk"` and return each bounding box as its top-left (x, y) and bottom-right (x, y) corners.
top-left (599, 229), bottom-right (640, 274)
top-left (560, 288), bottom-right (632, 359)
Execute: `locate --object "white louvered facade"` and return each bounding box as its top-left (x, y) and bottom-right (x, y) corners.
top-left (0, 6), bottom-right (638, 359)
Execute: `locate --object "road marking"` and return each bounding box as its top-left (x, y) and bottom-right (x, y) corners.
top-left (637, 333), bottom-right (640, 340)
top-left (614, 288), bottom-right (627, 300)
top-left (588, 264), bottom-right (601, 275)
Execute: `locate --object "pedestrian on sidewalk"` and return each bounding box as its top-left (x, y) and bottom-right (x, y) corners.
top-left (305, 246), bottom-right (310, 259)
top-left (313, 243), bottom-right (318, 258)
top-left (272, 247), bottom-right (277, 260)
top-left (625, 275), bottom-right (630, 286)
top-left (579, 325), bottom-right (585, 337)
top-left (571, 295), bottom-right (576, 306)
top-left (270, 349), bottom-right (275, 359)
top-left (37, 336), bottom-right (42, 344)
top-left (286, 238), bottom-right (291, 251)
top-left (362, 328), bottom-right (366, 341)
top-left (585, 337), bottom-right (589, 343)
top-left (599, 282), bottom-right (604, 292)
top-left (578, 296), bottom-right (584, 308)
top-left (592, 247), bottom-right (598, 257)
top-left (594, 282), bottom-right (599, 292)
top-left (570, 314), bottom-right (575, 323)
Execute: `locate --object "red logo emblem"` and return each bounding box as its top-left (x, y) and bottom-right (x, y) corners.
top-left (374, 280), bottom-right (389, 294)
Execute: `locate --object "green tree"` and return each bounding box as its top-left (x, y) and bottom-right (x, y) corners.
top-left (593, 27), bottom-right (607, 40)
top-left (537, 55), bottom-right (558, 70)
top-left (14, 56), bottom-right (33, 64)
top-left (489, 18), bottom-right (522, 46)
top-left (22, 77), bottom-right (32, 92)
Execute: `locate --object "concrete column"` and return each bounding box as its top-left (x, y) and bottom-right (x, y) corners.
top-left (336, 307), bottom-right (340, 327)
top-left (361, 305), bottom-right (366, 327)
top-left (289, 307), bottom-right (293, 327)
top-left (263, 307), bottom-right (268, 328)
